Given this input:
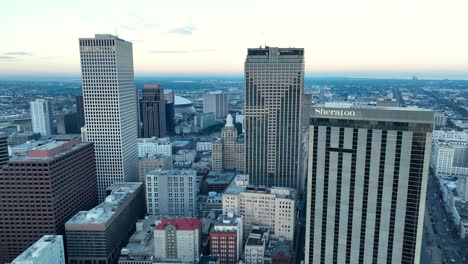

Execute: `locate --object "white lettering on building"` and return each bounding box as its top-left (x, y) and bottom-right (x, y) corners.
top-left (314, 108), bottom-right (356, 117)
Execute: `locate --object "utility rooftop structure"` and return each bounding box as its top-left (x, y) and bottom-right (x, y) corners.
top-left (11, 235), bottom-right (65, 264)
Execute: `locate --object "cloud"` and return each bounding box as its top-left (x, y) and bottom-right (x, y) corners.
top-left (167, 26), bottom-right (197, 35)
top-left (0, 52), bottom-right (32, 61)
top-left (0, 56), bottom-right (15, 61)
top-left (3, 52), bottom-right (32, 56)
top-left (149, 49), bottom-right (215, 54)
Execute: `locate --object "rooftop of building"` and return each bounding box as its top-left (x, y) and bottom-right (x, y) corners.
top-left (155, 218), bottom-right (201, 231)
top-left (205, 171), bottom-right (236, 185)
top-left (247, 46), bottom-right (304, 56)
top-left (66, 182), bottom-right (142, 225)
top-left (12, 235), bottom-right (63, 262)
top-left (171, 140), bottom-right (191, 147)
top-left (311, 103), bottom-right (433, 124)
top-left (9, 140), bottom-right (90, 161)
top-left (137, 137), bottom-right (171, 144)
top-left (246, 225), bottom-right (269, 246)
top-left (139, 154), bottom-right (173, 160)
top-left (213, 212), bottom-right (242, 228)
top-left (455, 200), bottom-right (468, 219)
top-left (147, 169), bottom-right (196, 176)
top-left (120, 216), bottom-right (156, 260)
top-left (198, 256), bottom-right (219, 264)
top-left (224, 175), bottom-right (296, 199)
top-left (265, 238), bottom-right (292, 258)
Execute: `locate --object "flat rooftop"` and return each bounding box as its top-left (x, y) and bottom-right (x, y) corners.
top-left (66, 182), bottom-right (142, 225)
top-left (12, 235), bottom-right (63, 262)
top-left (265, 238), bottom-right (292, 257)
top-left (224, 177), bottom-right (296, 199)
top-left (120, 216), bottom-right (156, 260)
top-left (9, 140), bottom-right (90, 161)
top-left (205, 171), bottom-right (236, 185)
top-left (147, 169), bottom-right (196, 176)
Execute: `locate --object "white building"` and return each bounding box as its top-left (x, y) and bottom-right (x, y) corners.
top-left (432, 134), bottom-right (468, 176)
top-left (203, 91), bottom-right (228, 121)
top-left (79, 34), bottom-right (139, 201)
top-left (11, 235), bottom-right (65, 264)
top-left (244, 225), bottom-right (269, 264)
top-left (146, 169), bottom-right (197, 217)
top-left (137, 137), bottom-right (172, 157)
top-left (434, 112), bottom-right (448, 127)
top-left (30, 99), bottom-right (53, 137)
top-left (222, 174), bottom-right (296, 240)
top-left (433, 130), bottom-right (468, 141)
top-left (196, 142), bottom-right (212, 152)
top-left (154, 218), bottom-right (202, 263)
top-left (174, 150), bottom-right (197, 163)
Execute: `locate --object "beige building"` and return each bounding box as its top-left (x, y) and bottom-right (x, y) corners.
top-left (212, 114), bottom-right (244, 172)
top-left (222, 175), bottom-right (295, 240)
top-left (138, 155), bottom-right (173, 183)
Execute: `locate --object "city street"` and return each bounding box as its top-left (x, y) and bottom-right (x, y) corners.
top-left (420, 170), bottom-right (467, 263)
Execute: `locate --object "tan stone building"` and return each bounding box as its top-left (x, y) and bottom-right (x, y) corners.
top-left (212, 114), bottom-right (244, 172)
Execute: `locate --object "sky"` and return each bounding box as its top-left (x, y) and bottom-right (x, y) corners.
top-left (1, 0), bottom-right (468, 79)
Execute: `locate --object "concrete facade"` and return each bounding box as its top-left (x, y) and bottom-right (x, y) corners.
top-left (11, 235), bottom-right (65, 264)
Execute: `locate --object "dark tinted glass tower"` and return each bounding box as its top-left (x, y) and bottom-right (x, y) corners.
top-left (305, 105), bottom-right (433, 264)
top-left (244, 46), bottom-right (305, 191)
top-left (164, 89), bottom-right (175, 135)
top-left (0, 133), bottom-right (8, 167)
top-left (75, 95), bottom-right (85, 128)
top-left (142, 84), bottom-right (166, 138)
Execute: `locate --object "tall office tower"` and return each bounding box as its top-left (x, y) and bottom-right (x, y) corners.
top-left (0, 141), bottom-right (97, 263)
top-left (203, 91), bottom-right (228, 120)
top-left (305, 105), bottom-right (433, 264)
top-left (79, 34), bottom-right (139, 201)
top-left (10, 235), bottom-right (65, 264)
top-left (56, 112), bottom-right (80, 134)
top-left (244, 47), bottom-right (305, 191)
top-left (75, 95), bottom-right (85, 128)
top-left (146, 169), bottom-right (197, 216)
top-left (164, 90), bottom-right (175, 135)
top-left (135, 88), bottom-right (141, 137)
top-left (66, 183), bottom-right (145, 264)
top-left (0, 132), bottom-right (8, 167)
top-left (154, 218), bottom-right (202, 263)
top-left (30, 99), bottom-right (54, 137)
top-left (212, 114), bottom-right (245, 172)
top-left (142, 84), bottom-right (166, 138)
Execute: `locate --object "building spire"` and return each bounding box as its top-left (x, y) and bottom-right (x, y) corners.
top-left (225, 114), bottom-right (234, 127)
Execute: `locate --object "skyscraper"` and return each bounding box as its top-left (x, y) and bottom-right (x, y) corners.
top-left (79, 34), bottom-right (139, 201)
top-left (142, 84), bottom-right (166, 138)
top-left (244, 47), bottom-right (305, 190)
top-left (75, 95), bottom-right (85, 128)
top-left (0, 132), bottom-right (8, 167)
top-left (0, 141), bottom-right (97, 263)
top-left (204, 91), bottom-right (228, 120)
top-left (56, 112), bottom-right (80, 134)
top-left (305, 105), bottom-right (433, 264)
top-left (30, 99), bottom-right (54, 137)
top-left (164, 89), bottom-right (175, 135)
top-left (212, 114), bottom-right (244, 172)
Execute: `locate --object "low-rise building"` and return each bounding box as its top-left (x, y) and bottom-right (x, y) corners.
top-left (10, 235), bottom-right (65, 264)
top-left (154, 218), bottom-right (202, 263)
top-left (65, 183), bottom-right (146, 264)
top-left (432, 135), bottom-right (468, 176)
top-left (264, 237), bottom-right (293, 264)
top-left (146, 169), bottom-right (197, 217)
top-left (174, 149), bottom-right (197, 164)
top-left (222, 175), bottom-right (296, 240)
top-left (197, 192), bottom-right (223, 217)
top-left (118, 216), bottom-right (156, 264)
top-left (138, 154), bottom-right (173, 183)
top-left (244, 225), bottom-right (270, 264)
top-left (201, 171), bottom-right (236, 194)
top-left (196, 142), bottom-right (212, 152)
top-left (138, 137), bottom-right (172, 158)
top-left (209, 212), bottom-right (243, 264)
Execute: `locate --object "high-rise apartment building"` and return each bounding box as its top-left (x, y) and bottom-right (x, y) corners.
top-left (305, 105), bottom-right (433, 264)
top-left (209, 212), bottom-right (243, 264)
top-left (146, 169), bottom-right (197, 216)
top-left (10, 235), bottom-right (65, 264)
top-left (164, 89), bottom-right (175, 135)
top-left (0, 132), bottom-right (8, 167)
top-left (30, 99), bottom-right (54, 137)
top-left (212, 114), bottom-right (245, 172)
top-left (223, 175), bottom-right (296, 240)
top-left (244, 47), bottom-right (305, 190)
top-left (204, 91), bottom-right (228, 120)
top-left (75, 95), bottom-right (85, 128)
top-left (154, 218), bottom-right (202, 263)
top-left (65, 182), bottom-right (146, 264)
top-left (0, 141), bottom-right (97, 263)
top-left (142, 84), bottom-right (166, 138)
top-left (79, 34), bottom-right (139, 201)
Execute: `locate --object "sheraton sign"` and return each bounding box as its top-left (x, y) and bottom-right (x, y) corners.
top-left (314, 108), bottom-right (356, 117)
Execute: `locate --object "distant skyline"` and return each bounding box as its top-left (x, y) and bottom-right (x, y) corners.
top-left (1, 0), bottom-right (468, 79)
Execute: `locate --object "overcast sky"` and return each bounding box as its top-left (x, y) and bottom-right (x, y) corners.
top-left (1, 0), bottom-right (468, 79)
